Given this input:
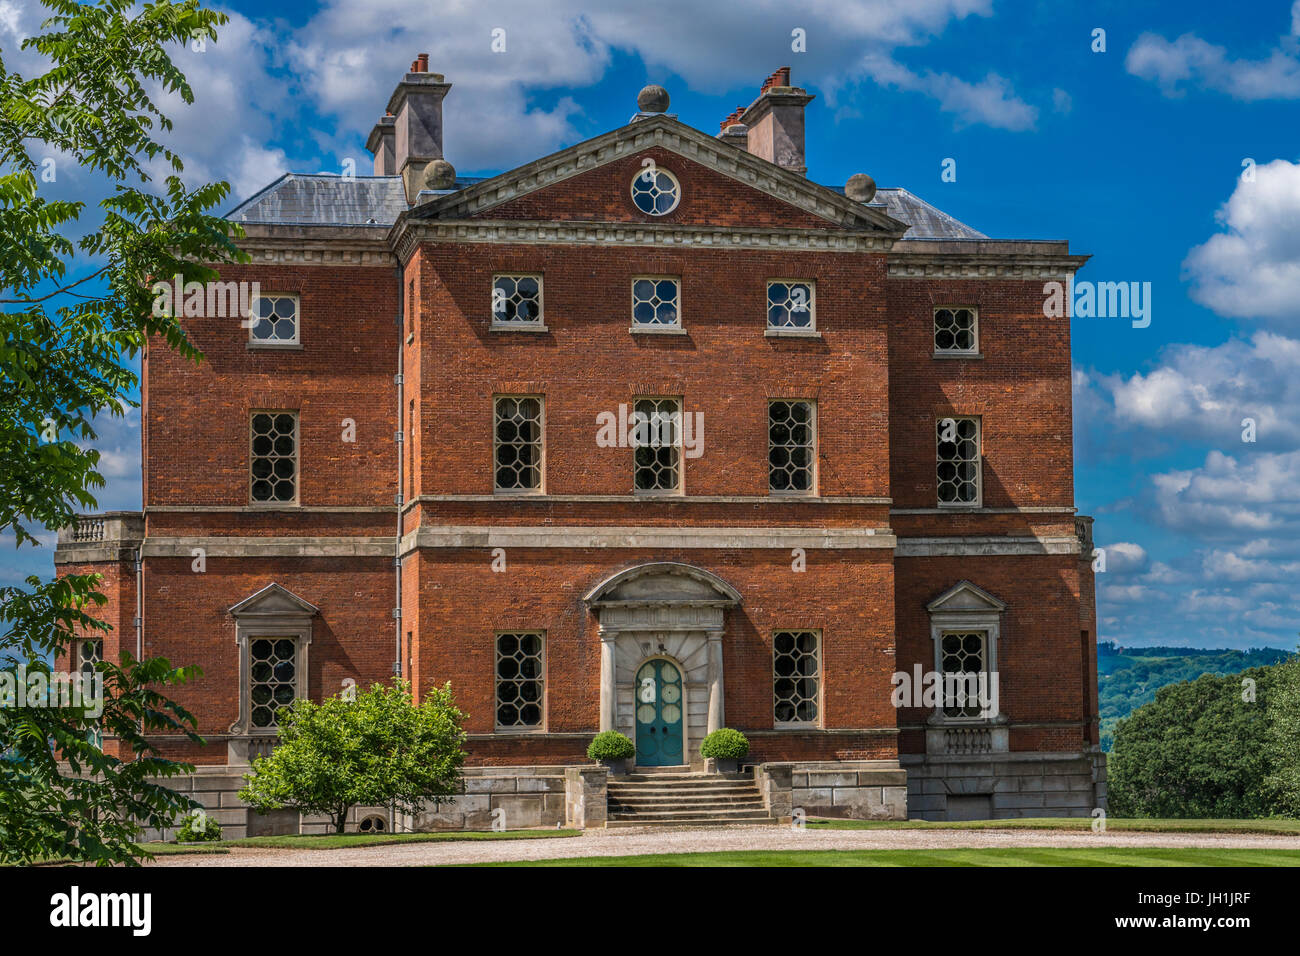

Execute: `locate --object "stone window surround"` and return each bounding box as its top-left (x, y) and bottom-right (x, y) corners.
top-left (924, 581), bottom-right (1008, 752)
top-left (228, 584), bottom-right (316, 739)
top-left (629, 275), bottom-right (682, 331)
top-left (772, 628), bottom-right (823, 729)
top-left (249, 410), bottom-right (299, 507)
top-left (631, 395), bottom-right (684, 496)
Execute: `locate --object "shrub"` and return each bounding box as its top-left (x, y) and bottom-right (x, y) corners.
top-left (587, 730), bottom-right (635, 761)
top-left (239, 680), bottom-right (466, 833)
top-left (700, 728), bottom-right (749, 761)
top-left (176, 811), bottom-right (222, 843)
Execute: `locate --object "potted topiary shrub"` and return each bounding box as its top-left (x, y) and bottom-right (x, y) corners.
top-left (587, 730), bottom-right (635, 775)
top-left (700, 728), bottom-right (749, 774)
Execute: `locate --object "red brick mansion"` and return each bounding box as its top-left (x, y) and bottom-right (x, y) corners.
top-left (57, 61), bottom-right (1104, 834)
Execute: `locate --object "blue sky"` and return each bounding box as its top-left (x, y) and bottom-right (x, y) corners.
top-left (4, 0), bottom-right (1300, 651)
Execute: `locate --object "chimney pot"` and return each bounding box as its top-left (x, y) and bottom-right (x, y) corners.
top-left (417, 53), bottom-right (429, 72)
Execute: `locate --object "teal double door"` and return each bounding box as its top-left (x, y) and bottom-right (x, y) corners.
top-left (634, 658), bottom-right (684, 767)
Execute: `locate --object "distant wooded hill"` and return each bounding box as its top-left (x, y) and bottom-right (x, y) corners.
top-left (1098, 643), bottom-right (1295, 751)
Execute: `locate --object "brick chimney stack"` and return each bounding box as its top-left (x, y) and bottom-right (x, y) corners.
top-left (366, 54), bottom-right (452, 202)
top-left (729, 66), bottom-right (813, 176)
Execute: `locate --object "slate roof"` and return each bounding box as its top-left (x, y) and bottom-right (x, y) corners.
top-left (226, 173), bottom-right (986, 240)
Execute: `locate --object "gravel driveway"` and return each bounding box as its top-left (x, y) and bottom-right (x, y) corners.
top-left (145, 826), bottom-right (1300, 867)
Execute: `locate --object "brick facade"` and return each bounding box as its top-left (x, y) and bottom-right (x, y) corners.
top-left (55, 67), bottom-right (1103, 826)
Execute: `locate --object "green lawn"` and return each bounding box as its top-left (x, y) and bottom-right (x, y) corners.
top-left (477, 847), bottom-right (1300, 867)
top-left (807, 817), bottom-right (1300, 835)
top-left (143, 828), bottom-right (581, 854)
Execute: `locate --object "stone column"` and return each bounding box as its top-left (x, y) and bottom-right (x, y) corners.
top-left (599, 631), bottom-right (617, 732)
top-left (706, 631), bottom-right (724, 733)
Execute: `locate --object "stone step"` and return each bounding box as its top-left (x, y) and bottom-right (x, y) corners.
top-left (608, 780), bottom-right (755, 791)
top-left (609, 794), bottom-right (766, 807)
top-left (605, 817), bottom-right (780, 828)
top-left (608, 808), bottom-right (776, 822)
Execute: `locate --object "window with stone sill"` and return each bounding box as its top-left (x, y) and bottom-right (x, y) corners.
top-left (767, 280), bottom-right (815, 330)
top-left (936, 416), bottom-right (980, 507)
top-left (934, 306), bottom-right (977, 354)
top-left (631, 277), bottom-right (680, 328)
top-left (492, 274), bottom-right (543, 326)
top-left (249, 294), bottom-right (299, 346)
top-left (769, 400), bottom-right (815, 494)
top-left (250, 411), bottom-right (298, 504)
top-left (773, 630), bottom-right (820, 726)
top-left (249, 637), bottom-right (298, 729)
top-left (632, 397), bottom-right (682, 493)
top-left (494, 396), bottom-right (544, 493)
top-left (496, 632), bottom-right (544, 730)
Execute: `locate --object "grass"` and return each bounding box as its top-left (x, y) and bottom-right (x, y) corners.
top-left (139, 828), bottom-right (582, 853)
top-left (477, 847), bottom-right (1300, 867)
top-left (806, 817), bottom-right (1300, 835)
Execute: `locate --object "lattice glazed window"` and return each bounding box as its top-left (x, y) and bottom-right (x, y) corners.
top-left (494, 397), bottom-right (543, 492)
top-left (631, 278), bottom-right (680, 327)
top-left (940, 631), bottom-right (987, 719)
top-left (632, 398), bottom-right (681, 492)
top-left (769, 400), bottom-right (815, 493)
top-left (767, 281), bottom-right (815, 329)
top-left (496, 632), bottom-right (544, 728)
top-left (773, 630), bottom-right (820, 725)
top-left (249, 638), bottom-right (297, 729)
top-left (78, 639), bottom-right (103, 678)
top-left (250, 294), bottom-right (299, 344)
top-left (492, 274), bottom-right (543, 325)
top-left (934, 307), bottom-right (977, 353)
top-left (630, 167), bottom-right (680, 215)
top-left (936, 417), bottom-right (980, 506)
top-left (250, 412), bottom-right (297, 503)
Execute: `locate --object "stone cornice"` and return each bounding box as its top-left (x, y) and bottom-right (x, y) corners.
top-left (887, 241), bottom-right (1090, 280)
top-left (234, 224), bottom-right (395, 267)
top-left (401, 525), bottom-right (896, 555)
top-left (393, 219), bottom-right (897, 263)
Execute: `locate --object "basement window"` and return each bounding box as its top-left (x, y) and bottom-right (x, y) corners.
top-left (630, 167), bottom-right (680, 215)
top-left (491, 274), bottom-right (543, 328)
top-left (496, 632), bottom-right (545, 730)
top-left (936, 416), bottom-right (981, 507)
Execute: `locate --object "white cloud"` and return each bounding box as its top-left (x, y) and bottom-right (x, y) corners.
top-left (1126, 27), bottom-right (1300, 100)
top-left (1183, 160), bottom-right (1300, 325)
top-left (1152, 449), bottom-right (1300, 536)
top-left (1103, 541), bottom-right (1148, 573)
top-left (858, 52), bottom-right (1037, 130)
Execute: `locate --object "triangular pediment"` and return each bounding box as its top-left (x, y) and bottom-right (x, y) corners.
top-left (407, 114), bottom-right (906, 234)
top-left (229, 582), bottom-right (319, 618)
top-left (926, 580), bottom-right (1006, 614)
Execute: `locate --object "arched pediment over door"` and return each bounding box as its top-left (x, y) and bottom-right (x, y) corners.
top-left (584, 563), bottom-right (741, 766)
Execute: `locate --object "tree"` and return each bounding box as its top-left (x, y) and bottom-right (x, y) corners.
top-left (0, 0), bottom-right (243, 864)
top-left (1108, 666), bottom-right (1278, 818)
top-left (1263, 651), bottom-right (1300, 816)
top-left (239, 681), bottom-right (467, 834)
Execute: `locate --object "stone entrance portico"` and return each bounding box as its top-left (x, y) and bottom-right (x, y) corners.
top-left (584, 562), bottom-right (741, 769)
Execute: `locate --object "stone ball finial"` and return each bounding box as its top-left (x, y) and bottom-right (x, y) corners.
top-left (423, 158), bottom-right (457, 190)
top-left (845, 173), bottom-right (876, 203)
top-left (637, 84), bottom-right (670, 113)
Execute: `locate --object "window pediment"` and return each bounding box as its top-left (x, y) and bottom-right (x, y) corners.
top-left (926, 580), bottom-right (1005, 615)
top-left (229, 583), bottom-right (319, 621)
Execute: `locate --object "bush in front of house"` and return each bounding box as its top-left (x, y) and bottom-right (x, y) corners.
top-left (176, 811), bottom-right (222, 843)
top-left (587, 730), bottom-right (635, 761)
top-left (700, 728), bottom-right (749, 761)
